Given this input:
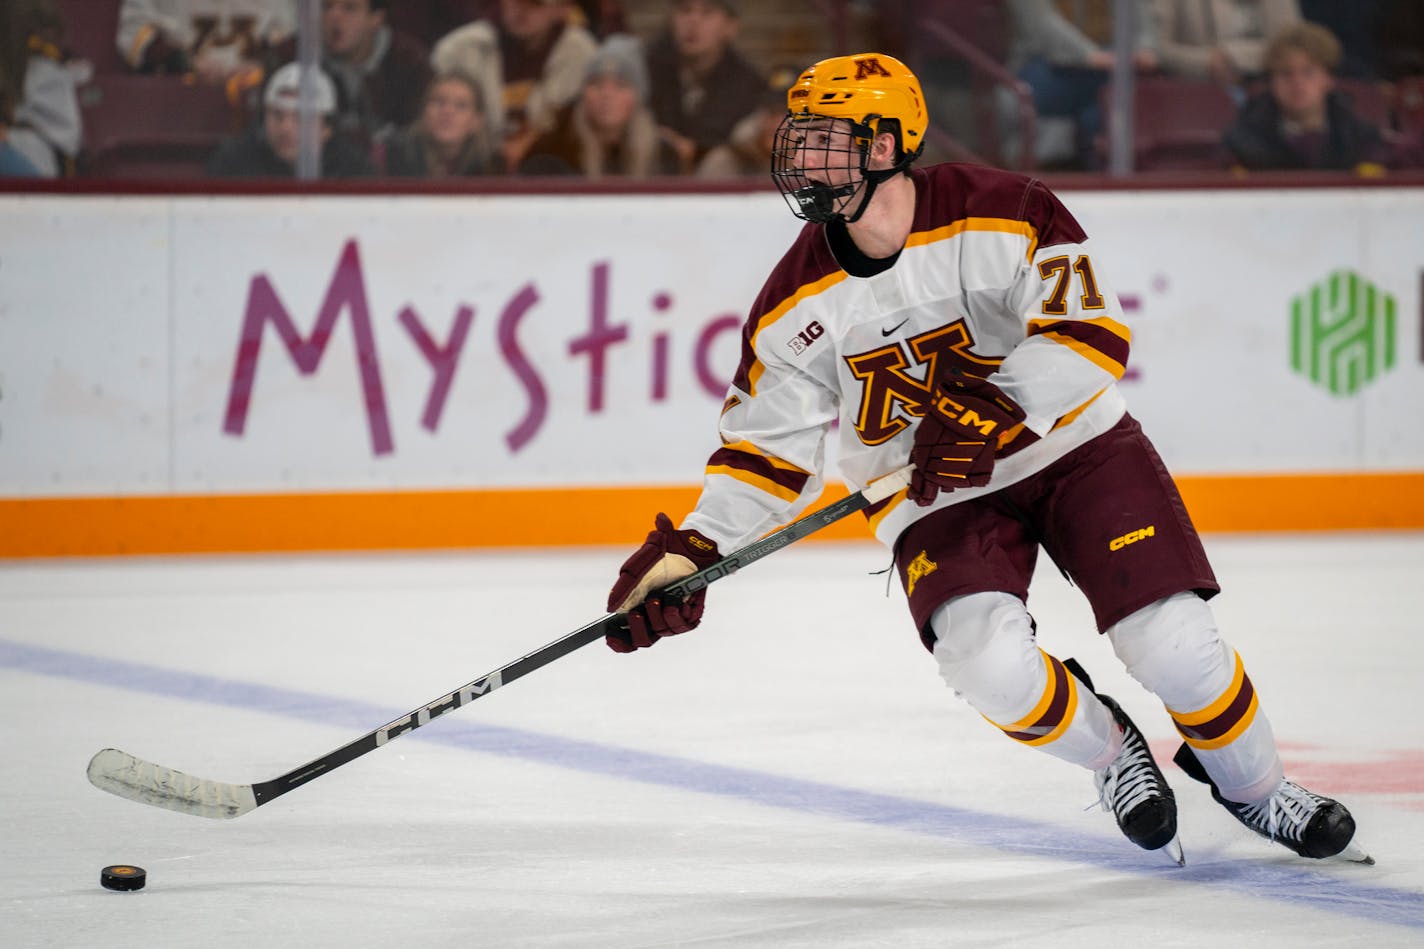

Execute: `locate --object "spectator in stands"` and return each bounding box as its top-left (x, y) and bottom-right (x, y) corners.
top-left (0, 3), bottom-right (40, 176)
top-left (1005, 0), bottom-right (1159, 170)
top-left (381, 70), bottom-right (500, 176)
top-left (207, 60), bottom-right (374, 177)
top-left (315, 0), bottom-right (431, 145)
top-left (1222, 22), bottom-right (1412, 172)
top-left (116, 0), bottom-right (294, 98)
top-left (1152, 0), bottom-right (1302, 94)
top-left (695, 63), bottom-right (800, 178)
top-left (644, 0), bottom-right (764, 174)
top-left (0, 130), bottom-right (39, 176)
top-left (518, 34), bottom-right (671, 177)
top-left (432, 0), bottom-right (598, 170)
top-left (5, 0), bottom-right (81, 177)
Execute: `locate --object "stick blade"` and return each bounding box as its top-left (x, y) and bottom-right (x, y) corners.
top-left (87, 748), bottom-right (258, 820)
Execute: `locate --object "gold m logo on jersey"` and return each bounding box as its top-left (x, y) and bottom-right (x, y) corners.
top-left (854, 57), bottom-right (892, 80)
top-left (906, 550), bottom-right (937, 596)
top-left (1109, 526), bottom-right (1155, 551)
top-left (844, 321), bottom-right (998, 445)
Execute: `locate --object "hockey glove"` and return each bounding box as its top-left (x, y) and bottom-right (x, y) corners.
top-left (908, 374), bottom-right (1026, 506)
top-left (605, 513), bottom-right (721, 652)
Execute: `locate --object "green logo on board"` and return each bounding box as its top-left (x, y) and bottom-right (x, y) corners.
top-left (1290, 270), bottom-right (1396, 396)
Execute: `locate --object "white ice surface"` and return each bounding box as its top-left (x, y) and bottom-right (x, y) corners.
top-left (2, 533), bottom-right (1422, 948)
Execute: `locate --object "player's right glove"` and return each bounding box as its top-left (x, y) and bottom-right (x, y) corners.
top-left (908, 373), bottom-right (1026, 506)
top-left (605, 513), bottom-right (721, 653)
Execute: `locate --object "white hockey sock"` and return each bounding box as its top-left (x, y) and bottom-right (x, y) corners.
top-left (930, 592), bottom-right (1118, 770)
top-left (1108, 592), bottom-right (1283, 803)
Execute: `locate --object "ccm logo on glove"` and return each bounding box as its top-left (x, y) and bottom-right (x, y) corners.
top-left (908, 374), bottom-right (1026, 506)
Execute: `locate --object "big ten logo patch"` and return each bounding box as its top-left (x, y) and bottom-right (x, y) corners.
top-left (787, 321), bottom-right (825, 355)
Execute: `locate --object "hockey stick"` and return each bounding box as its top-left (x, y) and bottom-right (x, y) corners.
top-left (87, 465), bottom-right (914, 820)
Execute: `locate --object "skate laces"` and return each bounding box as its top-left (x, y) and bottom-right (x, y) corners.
top-left (1095, 727), bottom-right (1162, 818)
top-left (1232, 780), bottom-right (1323, 843)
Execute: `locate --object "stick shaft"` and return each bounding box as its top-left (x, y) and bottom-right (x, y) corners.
top-left (256, 470), bottom-right (908, 805)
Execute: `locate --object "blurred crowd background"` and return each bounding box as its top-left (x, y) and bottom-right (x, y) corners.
top-left (2, 0), bottom-right (1422, 183)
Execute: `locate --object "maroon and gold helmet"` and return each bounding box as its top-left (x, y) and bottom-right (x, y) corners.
top-left (785, 53), bottom-right (927, 158)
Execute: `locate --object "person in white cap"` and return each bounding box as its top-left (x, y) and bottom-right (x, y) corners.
top-left (207, 61), bottom-right (374, 177)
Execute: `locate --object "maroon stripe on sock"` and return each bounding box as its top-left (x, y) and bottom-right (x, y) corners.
top-left (1175, 674), bottom-right (1256, 742)
top-left (1004, 654), bottom-right (1070, 742)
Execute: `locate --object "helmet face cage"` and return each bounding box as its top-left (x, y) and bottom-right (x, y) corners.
top-left (771, 114), bottom-right (876, 225)
top-left (768, 53), bottom-right (927, 225)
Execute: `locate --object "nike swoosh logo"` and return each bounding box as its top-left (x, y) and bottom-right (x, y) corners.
top-left (881, 319), bottom-right (909, 337)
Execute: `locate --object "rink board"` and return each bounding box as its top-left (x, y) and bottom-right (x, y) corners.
top-left (2, 187), bottom-right (1422, 554)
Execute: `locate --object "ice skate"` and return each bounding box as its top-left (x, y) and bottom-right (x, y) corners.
top-left (1094, 694), bottom-right (1184, 866)
top-left (1174, 744), bottom-right (1373, 864)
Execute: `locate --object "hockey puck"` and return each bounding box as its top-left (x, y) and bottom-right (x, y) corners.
top-left (100, 865), bottom-right (146, 891)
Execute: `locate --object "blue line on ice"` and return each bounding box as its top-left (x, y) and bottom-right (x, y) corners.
top-left (4, 637), bottom-right (1421, 931)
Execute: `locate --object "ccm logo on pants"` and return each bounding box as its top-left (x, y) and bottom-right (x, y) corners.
top-left (1109, 526), bottom-right (1155, 551)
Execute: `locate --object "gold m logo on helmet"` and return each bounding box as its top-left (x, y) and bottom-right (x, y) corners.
top-left (854, 57), bottom-right (892, 80)
top-left (1109, 526), bottom-right (1155, 551)
top-left (906, 550), bottom-right (937, 596)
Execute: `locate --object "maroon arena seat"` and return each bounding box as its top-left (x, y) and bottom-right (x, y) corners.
top-left (1333, 78), bottom-right (1394, 129)
top-left (1397, 77), bottom-right (1424, 135)
top-left (1122, 76), bottom-right (1238, 171)
top-left (77, 74), bottom-right (241, 178)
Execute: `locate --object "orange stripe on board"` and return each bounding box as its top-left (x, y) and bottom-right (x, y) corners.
top-left (1, 471), bottom-right (1421, 558)
top-left (1177, 471), bottom-right (1424, 532)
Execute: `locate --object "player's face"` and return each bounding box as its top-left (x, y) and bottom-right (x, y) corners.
top-left (787, 118), bottom-right (861, 187)
top-left (1269, 48), bottom-right (1333, 121)
top-left (423, 78), bottom-right (483, 147)
top-left (322, 0), bottom-right (382, 59)
top-left (582, 74), bottom-right (639, 136)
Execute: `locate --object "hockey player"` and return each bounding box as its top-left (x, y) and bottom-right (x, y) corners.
top-left (605, 52), bottom-right (1369, 865)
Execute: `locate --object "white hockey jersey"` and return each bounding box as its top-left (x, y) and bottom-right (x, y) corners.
top-left (682, 162), bottom-right (1134, 553)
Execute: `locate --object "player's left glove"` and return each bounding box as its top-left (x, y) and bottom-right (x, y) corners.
top-left (908, 374), bottom-right (1026, 506)
top-left (605, 513), bottom-right (721, 652)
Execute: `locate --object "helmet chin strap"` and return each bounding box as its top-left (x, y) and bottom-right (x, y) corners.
top-left (792, 144), bottom-right (918, 225)
top-left (840, 164), bottom-right (901, 223)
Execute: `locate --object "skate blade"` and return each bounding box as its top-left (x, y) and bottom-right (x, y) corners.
top-left (1336, 839), bottom-right (1374, 865)
top-left (1160, 834), bottom-right (1186, 867)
